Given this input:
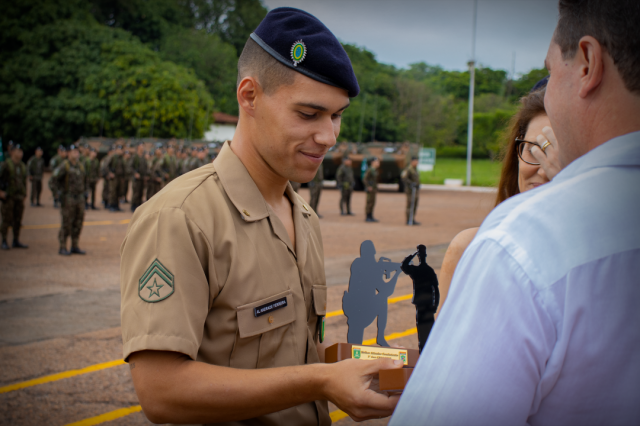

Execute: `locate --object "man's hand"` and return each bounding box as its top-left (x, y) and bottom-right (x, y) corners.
top-left (108, 172), bottom-right (115, 179)
top-left (531, 126), bottom-right (563, 180)
top-left (134, 173), bottom-right (141, 179)
top-left (323, 358), bottom-right (403, 421)
top-left (127, 350), bottom-right (402, 424)
top-left (0, 190), bottom-right (5, 200)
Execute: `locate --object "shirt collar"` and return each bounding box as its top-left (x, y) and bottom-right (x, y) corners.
top-left (213, 141), bottom-right (312, 222)
top-left (554, 131), bottom-right (640, 183)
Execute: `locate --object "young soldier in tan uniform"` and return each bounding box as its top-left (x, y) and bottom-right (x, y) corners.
top-left (120, 8), bottom-right (402, 425)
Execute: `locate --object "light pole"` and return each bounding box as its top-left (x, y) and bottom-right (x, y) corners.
top-left (466, 0), bottom-right (478, 186)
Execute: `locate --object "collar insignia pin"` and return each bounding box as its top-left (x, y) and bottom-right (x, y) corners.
top-left (290, 40), bottom-right (307, 67)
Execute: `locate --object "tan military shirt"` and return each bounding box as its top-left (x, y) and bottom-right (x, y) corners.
top-left (120, 141), bottom-right (330, 426)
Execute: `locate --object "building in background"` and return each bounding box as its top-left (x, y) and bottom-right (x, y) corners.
top-left (204, 112), bottom-right (238, 142)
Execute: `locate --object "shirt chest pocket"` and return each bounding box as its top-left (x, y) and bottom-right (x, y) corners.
top-left (230, 290), bottom-right (298, 369)
top-left (237, 289), bottom-right (296, 338)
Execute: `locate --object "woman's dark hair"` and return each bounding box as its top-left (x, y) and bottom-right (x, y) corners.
top-left (495, 88), bottom-right (546, 206)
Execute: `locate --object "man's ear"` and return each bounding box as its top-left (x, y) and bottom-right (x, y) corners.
top-left (237, 76), bottom-right (260, 118)
top-left (577, 36), bottom-right (604, 99)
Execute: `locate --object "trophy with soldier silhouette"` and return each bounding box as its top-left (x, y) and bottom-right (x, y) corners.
top-left (325, 241), bottom-right (440, 392)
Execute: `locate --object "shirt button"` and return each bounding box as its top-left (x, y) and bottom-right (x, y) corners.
top-left (242, 209), bottom-right (250, 217)
top-left (268, 316), bottom-right (274, 324)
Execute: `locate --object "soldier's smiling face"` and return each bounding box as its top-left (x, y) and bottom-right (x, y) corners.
top-left (254, 73), bottom-right (349, 183)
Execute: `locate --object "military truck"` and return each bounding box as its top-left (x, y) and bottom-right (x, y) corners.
top-left (322, 141), bottom-right (419, 191)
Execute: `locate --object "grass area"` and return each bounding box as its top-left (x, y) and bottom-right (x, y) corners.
top-left (420, 158), bottom-right (502, 187)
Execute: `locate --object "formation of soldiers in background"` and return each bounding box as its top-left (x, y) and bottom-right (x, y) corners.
top-left (294, 154), bottom-right (421, 225)
top-left (1, 140), bottom-right (422, 252)
top-left (0, 138), bottom-right (214, 253)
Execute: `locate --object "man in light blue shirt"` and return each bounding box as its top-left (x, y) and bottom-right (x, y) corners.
top-left (391, 1), bottom-right (640, 425)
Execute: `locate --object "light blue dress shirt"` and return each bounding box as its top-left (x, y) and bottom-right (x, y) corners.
top-left (390, 132), bottom-right (640, 426)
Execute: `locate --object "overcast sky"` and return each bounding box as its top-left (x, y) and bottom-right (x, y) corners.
top-left (262, 0), bottom-right (558, 77)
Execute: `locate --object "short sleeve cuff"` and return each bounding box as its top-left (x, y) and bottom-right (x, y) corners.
top-left (123, 334), bottom-right (200, 362)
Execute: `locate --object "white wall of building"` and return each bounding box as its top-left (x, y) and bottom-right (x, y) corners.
top-left (204, 124), bottom-right (236, 142)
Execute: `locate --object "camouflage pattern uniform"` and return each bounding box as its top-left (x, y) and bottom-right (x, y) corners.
top-left (363, 167), bottom-right (378, 219)
top-left (401, 164), bottom-right (421, 224)
top-left (0, 158), bottom-right (27, 243)
top-left (53, 160), bottom-right (86, 250)
top-left (26, 155), bottom-right (44, 205)
top-left (336, 162), bottom-right (355, 215)
top-left (130, 152), bottom-right (148, 209)
top-left (146, 155), bottom-right (161, 200)
top-left (107, 153), bottom-right (125, 210)
top-left (100, 154), bottom-right (111, 207)
top-left (308, 163), bottom-right (323, 214)
top-left (84, 156), bottom-right (100, 209)
top-left (48, 154), bottom-right (64, 207)
top-left (160, 153), bottom-right (178, 185)
top-left (122, 154), bottom-right (132, 202)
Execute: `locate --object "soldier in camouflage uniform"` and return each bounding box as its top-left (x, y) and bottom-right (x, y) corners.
top-left (53, 145), bottom-right (86, 255)
top-left (121, 148), bottom-right (132, 204)
top-left (48, 146), bottom-right (67, 208)
top-left (130, 143), bottom-right (148, 211)
top-left (364, 157), bottom-right (380, 222)
top-left (401, 156), bottom-right (421, 225)
top-left (107, 144), bottom-right (125, 211)
top-left (0, 144), bottom-right (29, 250)
top-left (160, 145), bottom-right (178, 184)
top-left (100, 146), bottom-right (112, 208)
top-left (336, 156), bottom-right (356, 216)
top-left (147, 147), bottom-right (164, 199)
top-left (308, 162), bottom-right (323, 218)
top-left (27, 146), bottom-right (44, 206)
top-left (85, 148), bottom-right (100, 210)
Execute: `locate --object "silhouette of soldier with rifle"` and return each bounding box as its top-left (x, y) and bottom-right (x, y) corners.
top-left (343, 240), bottom-right (402, 346)
top-left (401, 244), bottom-right (439, 353)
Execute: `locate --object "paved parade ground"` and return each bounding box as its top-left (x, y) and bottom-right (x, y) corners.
top-left (0, 176), bottom-right (496, 425)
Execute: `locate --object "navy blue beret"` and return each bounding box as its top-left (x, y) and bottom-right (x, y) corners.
top-left (531, 75), bottom-right (549, 92)
top-left (251, 7), bottom-right (360, 97)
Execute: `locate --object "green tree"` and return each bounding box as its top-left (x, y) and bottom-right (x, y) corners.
top-left (84, 40), bottom-right (213, 139)
top-left (187, 0), bottom-right (267, 54)
top-left (161, 29), bottom-right (238, 115)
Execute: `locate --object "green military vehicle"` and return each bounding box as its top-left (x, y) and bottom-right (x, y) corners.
top-left (322, 142), bottom-right (420, 192)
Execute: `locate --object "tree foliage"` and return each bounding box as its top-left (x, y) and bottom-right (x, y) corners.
top-left (1, 0), bottom-right (547, 161)
top-left (0, 0), bottom-right (212, 156)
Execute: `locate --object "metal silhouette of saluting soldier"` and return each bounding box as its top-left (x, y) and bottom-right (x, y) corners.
top-left (343, 240), bottom-right (402, 346)
top-left (401, 244), bottom-right (440, 353)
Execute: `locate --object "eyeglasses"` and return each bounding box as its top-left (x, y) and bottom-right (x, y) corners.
top-left (515, 138), bottom-right (544, 165)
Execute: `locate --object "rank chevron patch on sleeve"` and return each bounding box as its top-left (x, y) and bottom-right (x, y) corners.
top-left (138, 259), bottom-right (175, 303)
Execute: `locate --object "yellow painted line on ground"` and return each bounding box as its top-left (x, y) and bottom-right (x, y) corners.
top-left (326, 293), bottom-right (413, 318)
top-left (22, 219), bottom-right (132, 230)
top-left (0, 359), bottom-right (126, 394)
top-left (61, 327), bottom-right (418, 425)
top-left (330, 409), bottom-right (350, 422)
top-left (65, 405), bottom-right (142, 426)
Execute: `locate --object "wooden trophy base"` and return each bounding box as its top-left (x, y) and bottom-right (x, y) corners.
top-left (325, 343), bottom-right (418, 393)
top-left (379, 368), bottom-right (413, 393)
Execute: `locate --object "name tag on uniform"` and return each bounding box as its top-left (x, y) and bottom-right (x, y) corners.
top-left (254, 297), bottom-right (288, 317)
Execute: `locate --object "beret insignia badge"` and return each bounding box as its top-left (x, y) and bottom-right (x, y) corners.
top-left (290, 40), bottom-right (307, 67)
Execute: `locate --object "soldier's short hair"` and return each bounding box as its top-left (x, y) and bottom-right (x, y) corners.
top-left (237, 37), bottom-right (296, 95)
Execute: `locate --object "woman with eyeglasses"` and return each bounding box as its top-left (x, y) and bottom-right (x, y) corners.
top-left (435, 84), bottom-right (562, 318)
